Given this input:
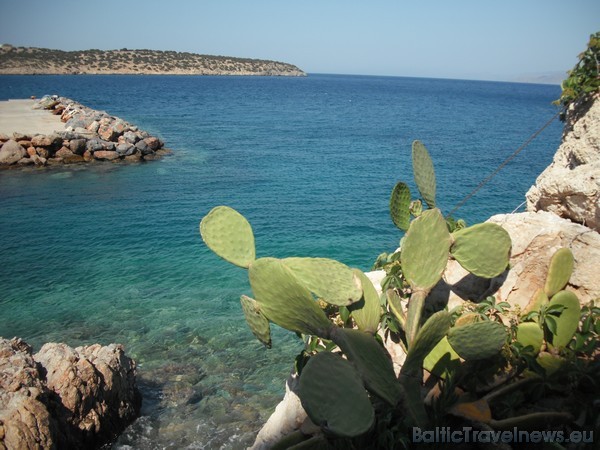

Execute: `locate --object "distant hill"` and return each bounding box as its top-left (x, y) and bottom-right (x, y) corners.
top-left (0, 44), bottom-right (306, 76)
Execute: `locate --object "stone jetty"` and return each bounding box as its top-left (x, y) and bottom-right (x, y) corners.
top-left (0, 95), bottom-right (171, 168)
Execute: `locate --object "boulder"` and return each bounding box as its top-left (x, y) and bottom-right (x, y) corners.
top-left (0, 140), bottom-right (26, 165)
top-left (30, 154), bottom-right (47, 166)
top-left (98, 124), bottom-right (117, 141)
top-left (526, 94), bottom-right (600, 232)
top-left (63, 154), bottom-right (85, 164)
top-left (94, 151), bottom-right (120, 161)
top-left (17, 157), bottom-right (34, 165)
top-left (0, 338), bottom-right (140, 449)
top-left (32, 134), bottom-right (64, 150)
top-left (17, 140), bottom-right (32, 148)
top-left (122, 131), bottom-right (139, 144)
top-left (116, 143), bottom-right (134, 155)
top-left (12, 132), bottom-right (30, 141)
top-left (0, 338), bottom-right (63, 449)
top-left (55, 147), bottom-right (75, 159)
top-left (36, 147), bottom-right (50, 159)
top-left (144, 136), bottom-right (161, 151)
top-left (135, 140), bottom-right (150, 154)
top-left (86, 139), bottom-right (104, 152)
top-left (0, 133), bottom-right (10, 142)
top-left (69, 139), bottom-right (87, 155)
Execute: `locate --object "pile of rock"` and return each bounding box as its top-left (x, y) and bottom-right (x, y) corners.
top-left (0, 95), bottom-right (171, 168)
top-left (0, 337), bottom-right (141, 449)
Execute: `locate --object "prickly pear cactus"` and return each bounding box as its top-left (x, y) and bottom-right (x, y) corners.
top-left (299, 351), bottom-right (375, 438)
top-left (423, 336), bottom-right (460, 377)
top-left (331, 327), bottom-right (402, 406)
top-left (402, 310), bottom-right (451, 376)
top-left (547, 290), bottom-right (581, 349)
top-left (248, 257), bottom-right (332, 337)
top-left (240, 295), bottom-right (272, 348)
top-left (448, 321), bottom-right (507, 360)
top-left (450, 223), bottom-right (511, 278)
top-left (412, 140), bottom-right (436, 208)
top-left (522, 288), bottom-right (549, 317)
top-left (516, 322), bottom-right (543, 354)
top-left (386, 289), bottom-right (406, 328)
top-left (282, 257), bottom-right (362, 307)
top-left (390, 182), bottom-right (411, 231)
top-left (544, 248), bottom-right (574, 298)
top-left (348, 270), bottom-right (381, 334)
top-left (401, 208), bottom-right (451, 291)
top-left (200, 206), bottom-right (256, 268)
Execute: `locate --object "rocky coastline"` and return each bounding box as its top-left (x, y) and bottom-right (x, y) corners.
top-left (0, 337), bottom-right (141, 449)
top-left (0, 95), bottom-right (172, 168)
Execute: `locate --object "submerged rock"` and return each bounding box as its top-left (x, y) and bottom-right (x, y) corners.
top-left (0, 337), bottom-right (141, 449)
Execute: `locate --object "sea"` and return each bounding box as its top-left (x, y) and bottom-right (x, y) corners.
top-left (0, 74), bottom-right (562, 449)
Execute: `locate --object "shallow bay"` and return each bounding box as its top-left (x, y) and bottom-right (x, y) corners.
top-left (0, 74), bottom-right (562, 448)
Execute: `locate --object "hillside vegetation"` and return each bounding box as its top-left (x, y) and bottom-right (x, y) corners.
top-left (0, 44), bottom-right (306, 76)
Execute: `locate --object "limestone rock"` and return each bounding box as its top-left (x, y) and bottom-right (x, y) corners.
top-left (0, 337), bottom-right (141, 450)
top-left (250, 374), bottom-right (307, 450)
top-left (526, 95), bottom-right (600, 232)
top-left (0, 140), bottom-right (26, 165)
top-left (430, 211), bottom-right (600, 311)
top-left (0, 338), bottom-right (63, 449)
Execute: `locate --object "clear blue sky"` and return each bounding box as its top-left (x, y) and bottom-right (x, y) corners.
top-left (1, 0), bottom-right (598, 82)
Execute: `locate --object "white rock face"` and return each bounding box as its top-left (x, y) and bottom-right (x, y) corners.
top-left (430, 211), bottom-right (600, 311)
top-left (249, 374), bottom-right (306, 450)
top-left (526, 95), bottom-right (600, 232)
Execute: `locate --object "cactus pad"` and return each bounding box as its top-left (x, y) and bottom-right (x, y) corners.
top-left (402, 310), bottom-right (451, 376)
top-left (544, 248), bottom-right (574, 298)
top-left (299, 351), bottom-right (374, 437)
top-left (282, 257), bottom-right (362, 307)
top-left (331, 327), bottom-right (402, 406)
top-left (401, 208), bottom-right (451, 291)
top-left (386, 289), bottom-right (406, 328)
top-left (348, 270), bottom-right (381, 334)
top-left (522, 288), bottom-right (549, 317)
top-left (412, 140), bottom-right (436, 208)
top-left (450, 223), bottom-right (511, 278)
top-left (547, 290), bottom-right (581, 349)
top-left (423, 336), bottom-right (461, 377)
top-left (390, 182), bottom-right (412, 231)
top-left (200, 206), bottom-right (255, 268)
top-left (248, 258), bottom-right (332, 337)
top-left (516, 322), bottom-right (543, 354)
top-left (240, 295), bottom-right (272, 348)
top-left (448, 321), bottom-right (507, 360)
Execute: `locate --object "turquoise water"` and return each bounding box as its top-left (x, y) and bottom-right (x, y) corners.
top-left (0, 74), bottom-right (561, 448)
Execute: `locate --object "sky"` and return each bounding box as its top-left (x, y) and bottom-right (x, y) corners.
top-left (0, 0), bottom-right (598, 82)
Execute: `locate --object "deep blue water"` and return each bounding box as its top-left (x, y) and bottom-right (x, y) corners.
top-left (0, 74), bottom-right (561, 448)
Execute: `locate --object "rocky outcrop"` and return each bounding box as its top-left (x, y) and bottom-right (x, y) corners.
top-left (250, 374), bottom-right (306, 450)
top-left (0, 95), bottom-right (172, 169)
top-left (0, 338), bottom-right (141, 449)
top-left (428, 211), bottom-right (600, 312)
top-left (526, 94), bottom-right (600, 232)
